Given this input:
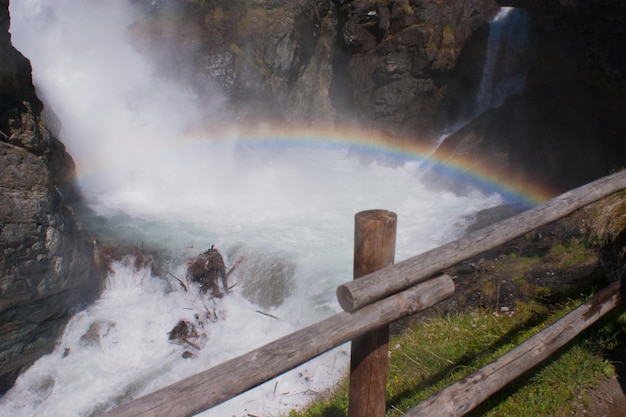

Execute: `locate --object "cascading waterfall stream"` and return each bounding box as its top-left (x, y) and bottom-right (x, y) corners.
top-left (430, 7), bottom-right (532, 161)
top-left (475, 7), bottom-right (532, 116)
top-left (1, 2), bottom-right (527, 416)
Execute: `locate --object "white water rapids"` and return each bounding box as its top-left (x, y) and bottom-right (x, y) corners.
top-left (3, 1), bottom-right (512, 416)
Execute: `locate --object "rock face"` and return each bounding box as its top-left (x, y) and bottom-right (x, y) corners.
top-left (430, 0), bottom-right (626, 196)
top-left (0, 0), bottom-right (104, 393)
top-left (334, 0), bottom-right (498, 141)
top-left (129, 0), bottom-right (340, 128)
top-left (129, 0), bottom-right (498, 142)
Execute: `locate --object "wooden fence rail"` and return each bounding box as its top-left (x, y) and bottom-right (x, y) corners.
top-left (337, 169), bottom-right (626, 312)
top-left (100, 169), bottom-right (626, 417)
top-left (407, 279), bottom-right (625, 417)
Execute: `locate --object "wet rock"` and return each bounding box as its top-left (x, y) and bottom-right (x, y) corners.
top-left (181, 350), bottom-right (195, 359)
top-left (79, 321), bottom-right (116, 349)
top-left (168, 320), bottom-right (198, 342)
top-left (336, 0), bottom-right (499, 141)
top-left (129, 0), bottom-right (338, 127)
top-left (229, 247), bottom-right (296, 310)
top-left (465, 204), bottom-right (528, 234)
top-left (168, 319), bottom-right (205, 356)
top-left (0, 0), bottom-right (106, 393)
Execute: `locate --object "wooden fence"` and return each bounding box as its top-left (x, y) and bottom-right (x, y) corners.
top-left (100, 170), bottom-right (626, 417)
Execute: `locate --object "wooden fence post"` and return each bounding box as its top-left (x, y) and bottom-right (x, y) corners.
top-left (348, 209), bottom-right (397, 417)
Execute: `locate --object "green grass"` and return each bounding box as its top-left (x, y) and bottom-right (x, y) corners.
top-left (548, 239), bottom-right (591, 267)
top-left (287, 296), bottom-right (626, 417)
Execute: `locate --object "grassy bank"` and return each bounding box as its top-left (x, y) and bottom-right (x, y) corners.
top-left (288, 296), bottom-right (625, 417)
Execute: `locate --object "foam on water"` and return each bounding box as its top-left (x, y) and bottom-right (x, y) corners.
top-left (3, 1), bottom-right (510, 415)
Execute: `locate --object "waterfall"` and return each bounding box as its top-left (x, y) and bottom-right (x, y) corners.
top-left (475, 7), bottom-right (532, 116)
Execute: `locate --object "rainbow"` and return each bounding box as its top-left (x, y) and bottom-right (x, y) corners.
top-left (183, 124), bottom-right (554, 205)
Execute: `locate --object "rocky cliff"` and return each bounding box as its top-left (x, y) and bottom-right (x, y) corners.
top-left (129, 0), bottom-right (498, 142)
top-left (129, 0), bottom-right (340, 128)
top-left (334, 0), bottom-right (498, 140)
top-left (430, 0), bottom-right (626, 196)
top-left (0, 0), bottom-right (104, 393)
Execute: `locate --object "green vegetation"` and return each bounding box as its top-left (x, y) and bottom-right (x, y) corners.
top-left (287, 298), bottom-right (625, 417)
top-left (588, 191), bottom-right (626, 243)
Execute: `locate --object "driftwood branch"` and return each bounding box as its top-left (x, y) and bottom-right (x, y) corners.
top-left (255, 310), bottom-right (280, 320)
top-left (226, 256), bottom-right (244, 279)
top-left (337, 169), bottom-right (626, 312)
top-left (168, 273), bottom-right (188, 292)
top-left (182, 338), bottom-right (202, 351)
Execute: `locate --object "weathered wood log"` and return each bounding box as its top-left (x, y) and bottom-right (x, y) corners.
top-left (349, 210), bottom-right (397, 417)
top-left (337, 169), bottom-right (626, 312)
top-left (353, 210), bottom-right (397, 278)
top-left (405, 279), bottom-right (624, 417)
top-left (99, 274), bottom-right (454, 417)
